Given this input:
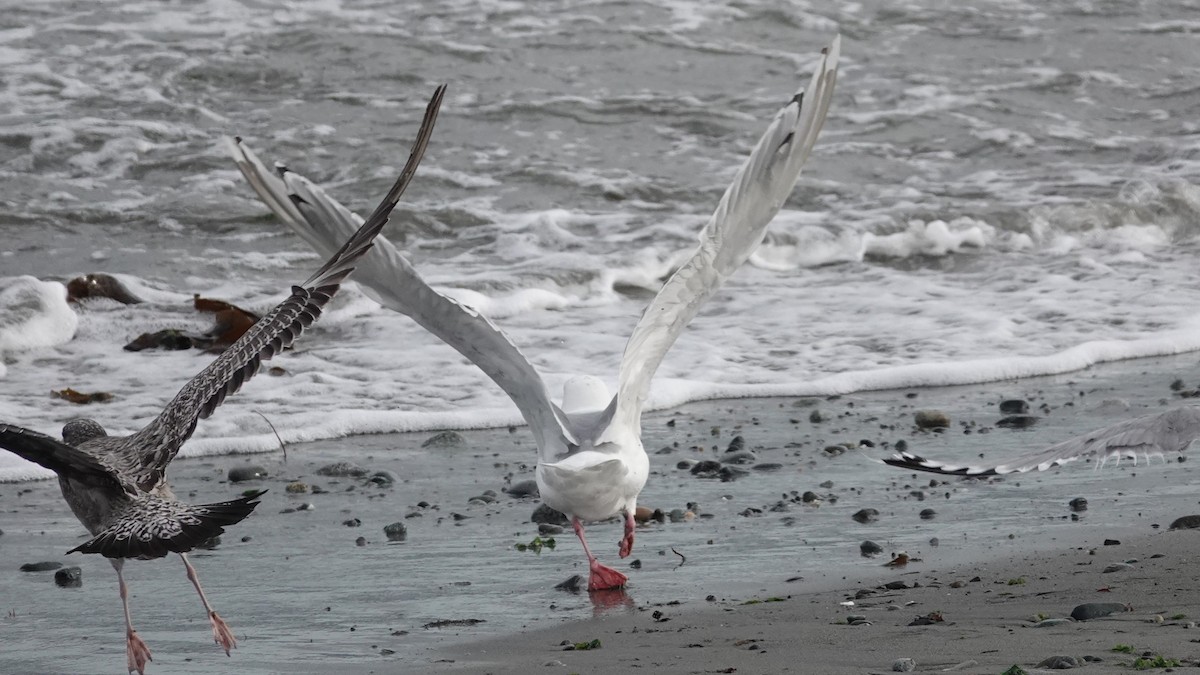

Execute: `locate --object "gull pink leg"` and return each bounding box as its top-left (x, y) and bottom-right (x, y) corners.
top-left (619, 510), bottom-right (635, 558)
top-left (572, 517), bottom-right (628, 591)
top-left (112, 560), bottom-right (153, 675)
top-left (179, 553), bottom-right (237, 655)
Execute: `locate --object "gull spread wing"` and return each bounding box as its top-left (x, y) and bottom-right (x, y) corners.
top-left (124, 85), bottom-right (446, 489)
top-left (884, 406), bottom-right (1200, 477)
top-left (68, 490), bottom-right (266, 559)
top-left (612, 36), bottom-right (840, 435)
top-left (0, 424), bottom-right (134, 493)
top-left (227, 135), bottom-right (574, 454)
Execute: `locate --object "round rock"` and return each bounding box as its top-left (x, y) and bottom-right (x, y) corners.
top-left (531, 503), bottom-right (569, 526)
top-left (504, 479), bottom-right (539, 498)
top-left (1169, 514), bottom-right (1200, 530)
top-left (1070, 602), bottom-right (1129, 621)
top-left (860, 540), bottom-right (883, 557)
top-left (54, 566), bottom-right (82, 588)
top-left (316, 462), bottom-right (368, 478)
top-left (383, 522), bottom-right (408, 542)
top-left (852, 508), bottom-right (880, 524)
top-left (422, 430), bottom-right (466, 448)
top-left (893, 657), bottom-right (916, 672)
top-left (914, 410), bottom-right (949, 429)
top-left (227, 465), bottom-right (268, 482)
top-left (20, 561), bottom-right (62, 572)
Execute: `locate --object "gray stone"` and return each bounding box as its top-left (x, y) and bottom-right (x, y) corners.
top-left (383, 522), bottom-right (407, 542)
top-left (752, 463), bottom-right (783, 472)
top-left (54, 566), bottom-right (82, 588)
top-left (1037, 655), bottom-right (1083, 669)
top-left (1169, 514), bottom-right (1200, 530)
top-left (725, 436), bottom-right (746, 453)
top-left (919, 508), bottom-right (936, 520)
top-left (999, 399), bottom-right (1029, 414)
top-left (997, 415), bottom-right (1039, 428)
top-left (1102, 563), bottom-right (1132, 573)
top-left (422, 430), bottom-right (466, 448)
top-left (722, 450), bottom-right (758, 465)
top-left (892, 657), bottom-right (916, 672)
top-left (1069, 497), bottom-right (1088, 512)
top-left (505, 480), bottom-right (539, 498)
top-left (852, 508), bottom-right (879, 524)
top-left (1070, 602), bottom-right (1130, 621)
top-left (19, 561), bottom-right (62, 572)
top-left (316, 462), bottom-right (368, 477)
top-left (227, 465), bottom-right (268, 482)
top-left (368, 471), bottom-right (398, 486)
top-left (1033, 618), bottom-right (1073, 627)
top-left (690, 460), bottom-right (723, 478)
top-left (860, 540), bottom-right (883, 557)
top-left (532, 503), bottom-right (569, 526)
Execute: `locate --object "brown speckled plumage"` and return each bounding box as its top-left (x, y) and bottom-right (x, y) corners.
top-left (0, 85), bottom-right (445, 674)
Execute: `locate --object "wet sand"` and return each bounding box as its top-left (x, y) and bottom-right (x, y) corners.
top-left (3, 353), bottom-right (1200, 673)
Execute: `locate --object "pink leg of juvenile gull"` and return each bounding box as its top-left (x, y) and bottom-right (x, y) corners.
top-left (619, 510), bottom-right (636, 558)
top-left (572, 517), bottom-right (628, 591)
top-left (179, 553), bottom-right (237, 655)
top-left (111, 560), bottom-right (153, 675)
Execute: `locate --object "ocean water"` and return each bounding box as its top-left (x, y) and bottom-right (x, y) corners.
top-left (0, 7), bottom-right (1197, 440)
top-left (3, 0), bottom-right (1199, 478)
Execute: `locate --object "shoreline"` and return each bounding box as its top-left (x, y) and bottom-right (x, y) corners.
top-left (428, 523), bottom-right (1200, 674)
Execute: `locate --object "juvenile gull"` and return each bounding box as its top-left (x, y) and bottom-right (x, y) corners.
top-left (0, 85), bottom-right (444, 674)
top-left (884, 406), bottom-right (1200, 476)
top-left (229, 38), bottom-right (839, 591)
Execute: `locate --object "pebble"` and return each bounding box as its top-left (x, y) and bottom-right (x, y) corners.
top-left (752, 463), bottom-right (783, 472)
top-left (1069, 497), bottom-right (1088, 512)
top-left (554, 575), bottom-right (583, 592)
top-left (20, 561), bottom-right (62, 572)
top-left (892, 657), bottom-right (916, 672)
top-left (421, 430), bottom-right (466, 448)
top-left (1033, 618), bottom-right (1073, 628)
top-left (718, 466), bottom-right (748, 482)
top-left (54, 566), bottom-right (82, 588)
top-left (532, 504), bottom-right (569, 526)
top-left (1169, 514), bottom-right (1200, 530)
top-left (999, 399), bottom-right (1029, 414)
top-left (1102, 563), bottom-right (1132, 573)
top-left (860, 541), bottom-right (883, 557)
top-left (1037, 655), bottom-right (1083, 669)
top-left (914, 410), bottom-right (949, 429)
top-left (929, 537), bottom-right (939, 547)
top-left (1070, 602), bottom-right (1130, 621)
top-left (316, 462), bottom-right (368, 478)
top-left (538, 524), bottom-right (564, 535)
top-left (285, 482), bottom-right (308, 493)
top-left (997, 415), bottom-right (1039, 428)
top-left (725, 436), bottom-right (746, 453)
top-left (801, 491), bottom-right (821, 503)
top-left (342, 518), bottom-right (362, 527)
top-left (690, 460), bottom-right (723, 478)
top-left (228, 465), bottom-right (268, 482)
top-left (368, 471), bottom-right (398, 486)
top-left (355, 537), bottom-right (367, 547)
top-left (383, 522), bottom-right (407, 542)
top-left (504, 480), bottom-right (539, 498)
top-left (1103, 538), bottom-right (1120, 546)
top-left (722, 450), bottom-right (757, 465)
top-left (852, 508), bottom-right (879, 524)
top-left (919, 508), bottom-right (936, 520)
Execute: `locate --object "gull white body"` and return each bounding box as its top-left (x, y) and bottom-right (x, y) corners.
top-left (229, 37), bottom-right (840, 590)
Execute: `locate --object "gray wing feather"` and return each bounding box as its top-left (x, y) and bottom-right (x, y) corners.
top-left (126, 85), bottom-right (446, 488)
top-left (611, 36), bottom-right (840, 437)
top-left (884, 406), bottom-right (1200, 476)
top-left (0, 424), bottom-right (133, 492)
top-left (227, 132), bottom-right (575, 454)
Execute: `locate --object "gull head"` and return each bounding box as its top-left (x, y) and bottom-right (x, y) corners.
top-left (62, 418), bottom-right (108, 446)
top-left (561, 375), bottom-right (610, 415)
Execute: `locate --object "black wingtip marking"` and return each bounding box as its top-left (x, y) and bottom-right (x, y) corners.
top-left (881, 452), bottom-right (998, 477)
top-left (778, 131), bottom-right (795, 151)
top-left (234, 135), bottom-right (243, 143)
top-left (791, 91), bottom-right (803, 107)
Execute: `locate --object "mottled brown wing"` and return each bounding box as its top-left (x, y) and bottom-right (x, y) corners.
top-left (0, 424), bottom-right (134, 493)
top-left (124, 85), bottom-right (445, 489)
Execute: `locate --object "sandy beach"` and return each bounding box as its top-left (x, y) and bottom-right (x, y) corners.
top-left (3, 354), bottom-right (1200, 674)
top-left (429, 526), bottom-right (1200, 675)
